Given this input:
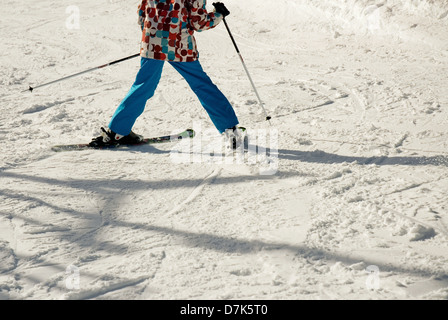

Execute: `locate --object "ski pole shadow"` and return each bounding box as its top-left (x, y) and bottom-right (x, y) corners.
top-left (109, 218), bottom-right (448, 280)
top-left (276, 148), bottom-right (448, 167)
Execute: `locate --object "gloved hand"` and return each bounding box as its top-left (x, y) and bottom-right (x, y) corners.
top-left (212, 2), bottom-right (230, 17)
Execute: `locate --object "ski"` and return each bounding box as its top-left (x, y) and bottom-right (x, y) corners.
top-left (51, 129), bottom-right (195, 152)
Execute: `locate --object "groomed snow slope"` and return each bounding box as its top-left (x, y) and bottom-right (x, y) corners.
top-left (0, 0), bottom-right (447, 300)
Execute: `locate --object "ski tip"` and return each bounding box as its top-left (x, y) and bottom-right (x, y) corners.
top-left (187, 128), bottom-right (195, 137)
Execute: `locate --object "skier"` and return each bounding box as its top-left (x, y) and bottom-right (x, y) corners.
top-left (90, 0), bottom-right (243, 149)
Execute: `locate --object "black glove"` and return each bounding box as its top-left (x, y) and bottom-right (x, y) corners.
top-left (212, 2), bottom-right (230, 17)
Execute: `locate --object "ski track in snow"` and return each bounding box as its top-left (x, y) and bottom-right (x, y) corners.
top-left (1, 0), bottom-right (448, 300)
top-left (164, 168), bottom-right (223, 217)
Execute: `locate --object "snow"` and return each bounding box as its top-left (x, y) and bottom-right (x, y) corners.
top-left (1, 0), bottom-right (448, 300)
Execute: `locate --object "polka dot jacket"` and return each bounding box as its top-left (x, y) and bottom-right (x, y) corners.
top-left (138, 0), bottom-right (223, 62)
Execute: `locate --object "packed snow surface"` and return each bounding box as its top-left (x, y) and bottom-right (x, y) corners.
top-left (0, 0), bottom-right (447, 299)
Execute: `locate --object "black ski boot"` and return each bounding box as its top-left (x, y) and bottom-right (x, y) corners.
top-left (89, 127), bottom-right (143, 148)
top-left (224, 126), bottom-right (247, 150)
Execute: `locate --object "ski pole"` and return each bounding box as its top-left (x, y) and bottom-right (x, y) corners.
top-left (24, 53), bottom-right (140, 93)
top-left (222, 17), bottom-right (271, 124)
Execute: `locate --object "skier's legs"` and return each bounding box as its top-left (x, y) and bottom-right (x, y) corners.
top-left (169, 60), bottom-right (239, 133)
top-left (109, 58), bottom-right (164, 136)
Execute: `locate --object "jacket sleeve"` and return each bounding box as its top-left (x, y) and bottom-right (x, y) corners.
top-left (188, 0), bottom-right (223, 32)
top-left (138, 0), bottom-right (147, 30)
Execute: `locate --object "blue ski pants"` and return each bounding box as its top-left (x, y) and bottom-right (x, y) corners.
top-left (108, 58), bottom-right (239, 135)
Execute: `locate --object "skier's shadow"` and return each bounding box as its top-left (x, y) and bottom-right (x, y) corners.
top-left (108, 144), bottom-right (171, 154)
top-left (275, 148), bottom-right (448, 167)
top-left (126, 144), bottom-right (448, 167)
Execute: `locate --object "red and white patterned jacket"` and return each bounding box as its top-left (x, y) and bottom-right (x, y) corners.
top-left (138, 0), bottom-right (223, 62)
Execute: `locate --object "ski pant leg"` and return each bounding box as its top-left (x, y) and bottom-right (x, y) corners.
top-left (169, 60), bottom-right (239, 134)
top-left (108, 58), bottom-right (164, 136)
